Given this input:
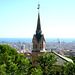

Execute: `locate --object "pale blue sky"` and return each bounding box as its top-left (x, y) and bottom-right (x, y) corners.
top-left (0, 0), bottom-right (75, 38)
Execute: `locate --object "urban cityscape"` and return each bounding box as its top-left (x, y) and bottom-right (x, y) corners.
top-left (0, 40), bottom-right (75, 57)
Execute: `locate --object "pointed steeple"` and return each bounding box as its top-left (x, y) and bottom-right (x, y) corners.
top-left (35, 4), bottom-right (42, 42)
top-left (36, 4), bottom-right (42, 35)
top-left (36, 13), bottom-right (42, 35)
top-left (32, 3), bottom-right (46, 56)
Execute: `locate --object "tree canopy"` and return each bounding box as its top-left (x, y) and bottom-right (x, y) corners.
top-left (0, 44), bottom-right (75, 75)
top-left (0, 45), bottom-right (30, 75)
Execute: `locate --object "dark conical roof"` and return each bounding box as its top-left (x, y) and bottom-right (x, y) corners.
top-left (35, 13), bottom-right (42, 42)
top-left (36, 13), bottom-right (41, 31)
top-left (36, 13), bottom-right (42, 35)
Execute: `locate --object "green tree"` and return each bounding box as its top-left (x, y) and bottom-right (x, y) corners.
top-left (0, 44), bottom-right (75, 75)
top-left (61, 62), bottom-right (75, 75)
top-left (31, 67), bottom-right (43, 75)
top-left (0, 64), bottom-right (6, 75)
top-left (0, 45), bottom-right (30, 75)
top-left (34, 53), bottom-right (58, 75)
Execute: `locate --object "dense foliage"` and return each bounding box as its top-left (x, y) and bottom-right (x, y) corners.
top-left (34, 53), bottom-right (57, 75)
top-left (0, 44), bottom-right (75, 75)
top-left (34, 53), bottom-right (75, 75)
top-left (0, 45), bottom-right (30, 75)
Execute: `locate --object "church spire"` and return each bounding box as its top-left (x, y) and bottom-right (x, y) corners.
top-left (32, 3), bottom-right (46, 61)
top-left (36, 4), bottom-right (42, 35)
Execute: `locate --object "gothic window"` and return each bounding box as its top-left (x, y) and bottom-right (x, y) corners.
top-left (35, 44), bottom-right (37, 49)
top-left (42, 41), bottom-right (43, 48)
top-left (40, 44), bottom-right (41, 49)
top-left (33, 42), bottom-right (35, 49)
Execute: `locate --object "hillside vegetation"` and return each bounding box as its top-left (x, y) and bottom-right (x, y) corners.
top-left (0, 45), bottom-right (75, 75)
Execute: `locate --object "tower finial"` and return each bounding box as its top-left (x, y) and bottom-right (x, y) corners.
top-left (37, 4), bottom-right (40, 12)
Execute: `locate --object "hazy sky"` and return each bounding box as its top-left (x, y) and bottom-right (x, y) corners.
top-left (0, 0), bottom-right (75, 38)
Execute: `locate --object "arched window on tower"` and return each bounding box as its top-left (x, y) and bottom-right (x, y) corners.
top-left (42, 41), bottom-right (43, 48)
top-left (33, 41), bottom-right (35, 49)
top-left (35, 44), bottom-right (37, 49)
top-left (40, 44), bottom-right (41, 49)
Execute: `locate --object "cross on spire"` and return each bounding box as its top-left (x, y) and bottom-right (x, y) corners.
top-left (37, 4), bottom-right (40, 10)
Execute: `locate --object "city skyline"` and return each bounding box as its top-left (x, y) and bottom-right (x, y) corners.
top-left (0, 0), bottom-right (75, 38)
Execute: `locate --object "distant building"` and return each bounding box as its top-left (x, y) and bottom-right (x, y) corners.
top-left (70, 50), bottom-right (75, 57)
top-left (57, 50), bottom-right (70, 56)
top-left (21, 44), bottom-right (25, 51)
top-left (18, 44), bottom-right (26, 53)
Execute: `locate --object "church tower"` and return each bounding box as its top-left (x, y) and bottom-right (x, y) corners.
top-left (32, 4), bottom-right (46, 66)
